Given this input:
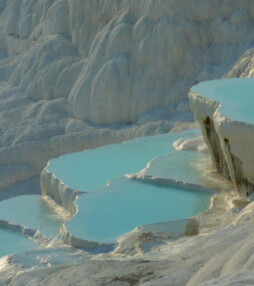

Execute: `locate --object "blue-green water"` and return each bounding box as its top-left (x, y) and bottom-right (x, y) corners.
top-left (47, 130), bottom-right (200, 192)
top-left (0, 195), bottom-right (65, 239)
top-left (67, 177), bottom-right (212, 244)
top-left (0, 130), bottom-right (214, 254)
top-left (48, 130), bottom-right (214, 243)
top-left (193, 78), bottom-right (254, 124)
top-left (0, 228), bottom-right (38, 257)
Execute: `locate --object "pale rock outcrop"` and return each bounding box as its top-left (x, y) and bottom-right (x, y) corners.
top-left (226, 47), bottom-right (254, 78)
top-left (173, 136), bottom-right (208, 153)
top-left (40, 169), bottom-right (80, 216)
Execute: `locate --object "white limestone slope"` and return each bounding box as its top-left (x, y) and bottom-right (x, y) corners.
top-left (2, 0), bottom-right (254, 191)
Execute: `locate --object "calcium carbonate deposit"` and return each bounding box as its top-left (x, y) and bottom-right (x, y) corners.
top-left (2, 0), bottom-right (254, 285)
top-left (190, 78), bottom-right (254, 197)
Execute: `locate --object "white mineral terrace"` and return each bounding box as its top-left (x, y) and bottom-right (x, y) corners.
top-left (40, 130), bottom-right (225, 248)
top-left (189, 78), bottom-right (254, 197)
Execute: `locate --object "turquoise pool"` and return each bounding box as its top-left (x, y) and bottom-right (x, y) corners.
top-left (46, 130), bottom-right (200, 192)
top-left (46, 130), bottom-right (215, 244)
top-left (0, 228), bottom-right (38, 258)
top-left (67, 177), bottom-right (213, 244)
top-left (143, 151), bottom-right (210, 184)
top-left (0, 195), bottom-right (66, 239)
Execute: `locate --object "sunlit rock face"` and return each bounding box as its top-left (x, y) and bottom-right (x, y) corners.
top-left (2, 0), bottom-right (254, 125)
top-left (66, 0), bottom-right (254, 125)
top-left (189, 78), bottom-right (254, 197)
top-left (2, 0), bottom-right (254, 189)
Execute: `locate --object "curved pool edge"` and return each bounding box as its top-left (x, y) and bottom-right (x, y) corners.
top-left (60, 218), bottom-right (192, 250)
top-left (0, 219), bottom-right (51, 248)
top-left (127, 173), bottom-right (217, 194)
top-left (51, 176), bottom-right (237, 250)
top-left (59, 195), bottom-right (225, 251)
top-left (60, 183), bottom-right (217, 249)
top-left (60, 224), bottom-right (115, 250)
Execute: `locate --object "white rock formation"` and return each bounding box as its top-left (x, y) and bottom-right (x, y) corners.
top-left (173, 136), bottom-right (208, 153)
top-left (1, 0), bottom-right (254, 191)
top-left (40, 169), bottom-right (80, 216)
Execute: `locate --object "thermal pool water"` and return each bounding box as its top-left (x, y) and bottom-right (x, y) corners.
top-left (67, 177), bottom-right (213, 244)
top-left (0, 228), bottom-right (38, 258)
top-left (0, 195), bottom-right (66, 240)
top-left (0, 130), bottom-right (216, 256)
top-left (46, 130), bottom-right (201, 192)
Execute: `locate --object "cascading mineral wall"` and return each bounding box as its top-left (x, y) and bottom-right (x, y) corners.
top-left (188, 91), bottom-right (230, 178)
top-left (40, 169), bottom-right (80, 216)
top-left (189, 87), bottom-right (254, 197)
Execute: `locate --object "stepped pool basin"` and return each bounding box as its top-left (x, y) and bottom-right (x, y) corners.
top-left (192, 78), bottom-right (254, 124)
top-left (43, 130), bottom-right (218, 246)
top-left (66, 177), bottom-right (213, 244)
top-left (0, 228), bottom-right (38, 258)
top-left (46, 130), bottom-right (201, 192)
top-left (0, 195), bottom-right (66, 239)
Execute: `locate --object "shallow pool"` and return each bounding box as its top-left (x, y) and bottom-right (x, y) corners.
top-left (0, 195), bottom-right (66, 239)
top-left (46, 130), bottom-right (200, 192)
top-left (144, 151), bottom-right (209, 183)
top-left (0, 228), bottom-right (38, 258)
top-left (143, 150), bottom-right (227, 189)
top-left (67, 177), bottom-right (213, 244)
top-left (192, 78), bottom-right (254, 124)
